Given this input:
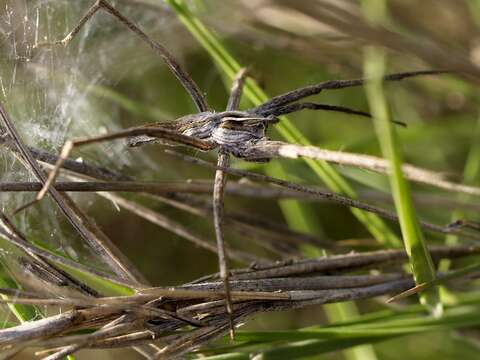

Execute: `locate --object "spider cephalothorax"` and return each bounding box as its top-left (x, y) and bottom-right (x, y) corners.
top-left (212, 112), bottom-right (279, 156)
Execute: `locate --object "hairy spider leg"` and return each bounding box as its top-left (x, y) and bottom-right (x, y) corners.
top-left (264, 102), bottom-right (371, 118)
top-left (262, 102), bottom-right (406, 127)
top-left (253, 69), bottom-right (449, 115)
top-left (212, 68), bottom-right (248, 340)
top-left (15, 126), bottom-right (215, 214)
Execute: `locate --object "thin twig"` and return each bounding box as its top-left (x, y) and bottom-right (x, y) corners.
top-left (2, 181), bottom-right (478, 211)
top-left (0, 245), bottom-right (477, 355)
top-left (0, 135), bottom-right (131, 181)
top-left (165, 150), bottom-right (480, 240)
top-left (243, 141), bottom-right (480, 197)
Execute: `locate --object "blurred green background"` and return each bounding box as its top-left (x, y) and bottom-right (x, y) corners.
top-left (1, 0), bottom-right (480, 358)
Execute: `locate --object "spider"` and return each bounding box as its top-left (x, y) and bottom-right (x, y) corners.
top-left (18, 0), bottom-right (445, 338)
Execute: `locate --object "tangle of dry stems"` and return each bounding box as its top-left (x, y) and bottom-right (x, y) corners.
top-left (0, 239), bottom-right (479, 359)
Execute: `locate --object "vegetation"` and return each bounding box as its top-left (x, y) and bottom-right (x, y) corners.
top-left (0, 0), bottom-right (479, 359)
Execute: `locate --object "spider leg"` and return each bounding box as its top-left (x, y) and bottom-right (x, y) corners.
top-left (36, 0), bottom-right (208, 112)
top-left (261, 102), bottom-right (371, 118)
top-left (212, 151), bottom-right (234, 339)
top-left (213, 68), bottom-right (249, 340)
top-left (16, 125), bottom-right (216, 213)
top-left (446, 219), bottom-right (480, 232)
top-left (253, 70), bottom-right (449, 114)
top-left (260, 102), bottom-right (406, 127)
top-left (227, 68), bottom-right (248, 111)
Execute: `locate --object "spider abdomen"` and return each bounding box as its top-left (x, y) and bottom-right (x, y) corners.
top-left (213, 122), bottom-right (264, 144)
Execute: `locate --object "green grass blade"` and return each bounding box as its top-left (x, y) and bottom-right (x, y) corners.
top-left (389, 261), bottom-right (480, 302)
top-left (165, 0), bottom-right (401, 247)
top-left (441, 114), bottom-right (480, 273)
top-left (255, 338), bottom-right (388, 360)
top-left (237, 306), bottom-right (480, 342)
top-left (323, 302), bottom-right (379, 360)
top-left (0, 260), bottom-right (38, 325)
top-left (0, 237), bottom-right (40, 326)
top-left (204, 292), bottom-right (480, 357)
top-left (29, 239), bottom-right (134, 295)
top-left (266, 163), bottom-right (377, 360)
top-left (362, 45), bottom-right (440, 313)
top-left (199, 353), bottom-right (250, 360)
top-left (204, 302), bottom-right (480, 359)
top-left (362, 0), bottom-right (439, 315)
top-left (59, 263), bottom-right (134, 296)
top-left (1, 232), bottom-right (133, 296)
